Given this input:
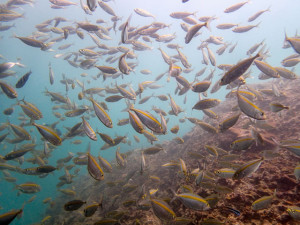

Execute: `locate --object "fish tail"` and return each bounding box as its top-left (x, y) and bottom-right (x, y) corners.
top-left (12, 32), bottom-right (17, 38)
top-left (273, 189), bottom-right (277, 197)
top-left (271, 137), bottom-right (281, 149)
top-left (169, 188), bottom-right (177, 203)
top-left (17, 202), bottom-right (26, 219)
top-left (205, 19), bottom-right (212, 32)
top-left (284, 28), bottom-right (288, 41)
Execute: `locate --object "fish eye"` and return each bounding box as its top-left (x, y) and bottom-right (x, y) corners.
top-left (261, 112), bottom-right (264, 116)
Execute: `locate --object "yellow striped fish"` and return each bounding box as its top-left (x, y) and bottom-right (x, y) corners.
top-left (87, 153), bottom-right (104, 181)
top-left (32, 122), bottom-right (61, 145)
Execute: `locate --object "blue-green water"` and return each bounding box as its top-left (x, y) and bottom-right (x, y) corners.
top-left (0, 0), bottom-right (299, 224)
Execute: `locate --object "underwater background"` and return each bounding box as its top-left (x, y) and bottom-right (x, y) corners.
top-left (0, 0), bottom-right (300, 224)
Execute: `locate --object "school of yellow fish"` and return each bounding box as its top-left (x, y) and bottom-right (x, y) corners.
top-left (0, 0), bottom-right (300, 224)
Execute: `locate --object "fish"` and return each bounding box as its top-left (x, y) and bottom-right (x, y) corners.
top-left (87, 0), bottom-right (97, 11)
top-left (17, 182), bottom-right (41, 193)
top-left (15, 70), bottom-right (32, 88)
top-left (58, 189), bottom-right (76, 196)
top-left (170, 11), bottom-right (196, 19)
top-left (105, 95), bottom-right (124, 102)
top-left (116, 84), bottom-right (136, 100)
top-left (233, 158), bottom-right (264, 179)
top-left (116, 149), bottom-right (126, 168)
top-left (247, 40), bottom-right (265, 55)
top-left (168, 94), bottom-right (180, 116)
top-left (169, 63), bottom-right (182, 77)
top-left (206, 46), bottom-right (216, 66)
top-left (8, 121), bottom-right (31, 140)
top-left (285, 32), bottom-right (300, 55)
top-left (3, 107), bottom-right (14, 115)
top-left (0, 133), bottom-right (9, 143)
top-left (216, 23), bottom-right (238, 29)
top-left (140, 152), bottom-right (146, 175)
top-left (118, 52), bottom-right (132, 75)
top-left (95, 66), bottom-right (118, 74)
top-left (158, 48), bottom-right (172, 65)
top-left (191, 81), bottom-right (211, 93)
top-left (121, 14), bottom-right (132, 44)
top-left (252, 189), bottom-right (276, 210)
top-left (134, 8), bottom-right (155, 18)
top-left (195, 168), bottom-right (205, 185)
top-left (84, 201), bottom-right (102, 217)
top-left (287, 206), bottom-right (300, 221)
top-left (0, 81), bottom-right (18, 98)
top-left (36, 165), bottom-right (56, 173)
top-left (250, 126), bottom-right (264, 146)
top-left (14, 35), bottom-right (47, 49)
top-left (219, 113), bottom-right (241, 132)
top-left (237, 86), bottom-right (266, 120)
top-left (4, 149), bottom-right (32, 160)
top-left (143, 146), bottom-right (164, 155)
top-left (18, 100), bottom-right (42, 120)
top-left (269, 102), bottom-right (289, 113)
top-left (254, 60), bottom-right (280, 78)
top-left (150, 198), bottom-right (176, 221)
top-left (32, 122), bottom-right (61, 145)
top-left (204, 145), bottom-right (218, 157)
top-left (232, 23), bottom-right (260, 33)
top-left (170, 125), bottom-right (179, 134)
top-left (174, 137), bottom-right (184, 144)
top-left (192, 99), bottom-right (221, 110)
top-left (224, 1), bottom-right (250, 13)
top-left (274, 67), bottom-right (297, 80)
top-left (220, 53), bottom-right (260, 85)
top-left (185, 22), bottom-right (210, 44)
top-left (0, 207), bottom-right (23, 225)
top-left (248, 6), bottom-right (271, 22)
top-left (281, 58), bottom-right (300, 67)
top-left (172, 191), bottom-right (210, 211)
top-left (225, 206), bottom-right (241, 216)
top-left (98, 156), bottom-right (112, 173)
top-left (215, 168), bottom-right (235, 179)
top-left (87, 153), bottom-right (104, 181)
top-left (65, 108), bottom-right (88, 117)
top-left (176, 48), bottom-right (191, 68)
top-left (97, 132), bottom-right (115, 146)
top-left (130, 107), bottom-right (163, 134)
top-left (81, 116), bottom-right (97, 141)
top-left (50, 0), bottom-right (77, 6)
top-left (230, 137), bottom-right (255, 150)
top-left (128, 111), bottom-right (144, 134)
top-left (89, 98), bottom-right (113, 128)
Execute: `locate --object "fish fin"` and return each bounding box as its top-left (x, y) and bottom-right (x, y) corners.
top-left (169, 188), bottom-right (177, 203)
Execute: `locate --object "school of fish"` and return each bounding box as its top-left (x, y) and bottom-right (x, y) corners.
top-left (0, 0), bottom-right (300, 224)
